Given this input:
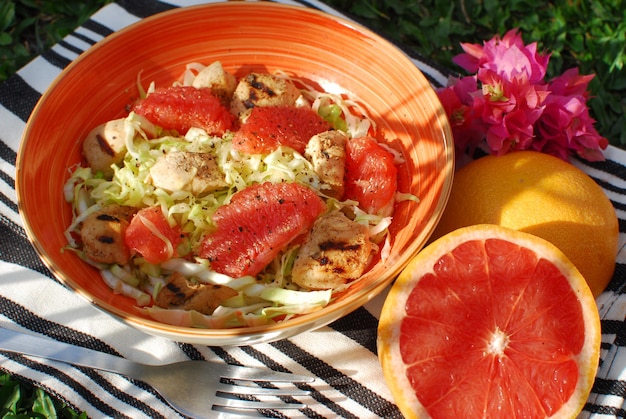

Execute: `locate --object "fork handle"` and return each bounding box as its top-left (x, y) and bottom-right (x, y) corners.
top-left (0, 327), bottom-right (143, 376)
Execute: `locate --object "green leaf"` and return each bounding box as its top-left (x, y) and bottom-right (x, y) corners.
top-left (0, 32), bottom-right (12, 46)
top-left (0, 378), bottom-right (21, 415)
top-left (32, 388), bottom-right (57, 418)
top-left (0, 2), bottom-right (15, 33)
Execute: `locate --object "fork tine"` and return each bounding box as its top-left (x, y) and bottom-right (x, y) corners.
top-left (214, 396), bottom-right (307, 410)
top-left (219, 364), bottom-right (314, 383)
top-left (212, 406), bottom-right (268, 418)
top-left (217, 381), bottom-right (311, 397)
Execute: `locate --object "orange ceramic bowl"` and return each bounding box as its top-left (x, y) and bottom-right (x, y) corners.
top-left (16, 3), bottom-right (453, 345)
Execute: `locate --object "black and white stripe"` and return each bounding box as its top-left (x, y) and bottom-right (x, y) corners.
top-left (0, 0), bottom-right (624, 418)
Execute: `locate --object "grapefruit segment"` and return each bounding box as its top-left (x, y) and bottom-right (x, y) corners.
top-left (132, 85), bottom-right (234, 135)
top-left (125, 206), bottom-right (185, 264)
top-left (198, 182), bottom-right (326, 278)
top-left (344, 136), bottom-right (398, 215)
top-left (378, 224), bottom-right (600, 419)
top-left (232, 106), bottom-right (331, 155)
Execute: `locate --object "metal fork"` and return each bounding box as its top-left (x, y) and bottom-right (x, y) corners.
top-left (0, 327), bottom-right (314, 418)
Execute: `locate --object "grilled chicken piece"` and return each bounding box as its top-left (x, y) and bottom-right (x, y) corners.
top-left (191, 61), bottom-right (237, 104)
top-left (80, 205), bottom-right (137, 265)
top-left (292, 211), bottom-right (372, 290)
top-left (305, 130), bottom-right (347, 199)
top-left (82, 118), bottom-right (127, 177)
top-left (154, 271), bottom-right (237, 314)
top-left (230, 73), bottom-right (301, 118)
top-left (149, 151), bottom-right (228, 196)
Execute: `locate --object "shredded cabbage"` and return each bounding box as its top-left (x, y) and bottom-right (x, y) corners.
top-left (63, 64), bottom-right (417, 329)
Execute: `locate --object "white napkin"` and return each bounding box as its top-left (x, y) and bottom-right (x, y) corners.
top-left (0, 1), bottom-right (625, 418)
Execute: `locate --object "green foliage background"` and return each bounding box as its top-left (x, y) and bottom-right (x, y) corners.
top-left (0, 0), bottom-right (625, 416)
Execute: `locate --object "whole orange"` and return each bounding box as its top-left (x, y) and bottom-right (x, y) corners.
top-left (432, 151), bottom-right (619, 297)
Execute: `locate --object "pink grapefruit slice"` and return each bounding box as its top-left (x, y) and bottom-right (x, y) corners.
top-left (378, 224), bottom-right (600, 419)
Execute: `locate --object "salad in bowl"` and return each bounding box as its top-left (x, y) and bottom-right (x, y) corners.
top-left (63, 61), bottom-right (414, 329)
top-left (16, 2), bottom-right (453, 345)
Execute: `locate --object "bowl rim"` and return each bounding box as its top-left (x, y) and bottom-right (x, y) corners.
top-left (16, 1), bottom-right (455, 343)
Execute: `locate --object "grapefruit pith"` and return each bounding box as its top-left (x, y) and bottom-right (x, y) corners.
top-left (378, 224), bottom-right (600, 419)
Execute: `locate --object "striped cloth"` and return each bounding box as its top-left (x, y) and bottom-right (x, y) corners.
top-left (0, 0), bottom-right (624, 417)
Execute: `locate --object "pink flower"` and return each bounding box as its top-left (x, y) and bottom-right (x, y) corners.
top-left (535, 85), bottom-right (608, 161)
top-left (437, 76), bottom-right (486, 153)
top-left (533, 67), bottom-right (608, 161)
top-left (478, 69), bottom-right (549, 154)
top-left (549, 68), bottom-right (595, 97)
top-left (454, 29), bottom-right (550, 84)
top-left (437, 28), bottom-right (607, 162)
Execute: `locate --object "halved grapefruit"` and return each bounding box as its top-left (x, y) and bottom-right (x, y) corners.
top-left (378, 224), bottom-right (600, 419)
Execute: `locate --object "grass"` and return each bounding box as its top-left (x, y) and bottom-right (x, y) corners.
top-left (0, 0), bottom-right (624, 416)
